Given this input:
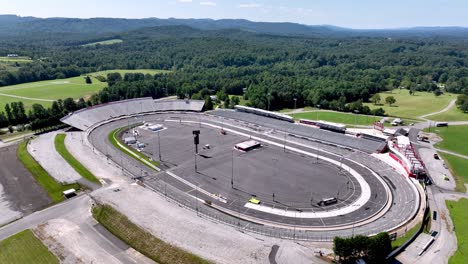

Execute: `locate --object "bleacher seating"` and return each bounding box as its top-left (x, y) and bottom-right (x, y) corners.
top-left (61, 98), bottom-right (205, 131)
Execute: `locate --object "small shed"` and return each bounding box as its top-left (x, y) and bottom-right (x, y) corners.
top-left (124, 136), bottom-right (137, 144)
top-left (63, 189), bottom-right (77, 198)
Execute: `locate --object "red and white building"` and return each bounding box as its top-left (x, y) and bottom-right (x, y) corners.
top-left (387, 136), bottom-right (425, 178)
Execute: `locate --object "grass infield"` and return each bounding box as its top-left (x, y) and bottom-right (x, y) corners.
top-left (54, 133), bottom-right (101, 184)
top-left (17, 140), bottom-right (80, 203)
top-left (292, 111), bottom-right (383, 126)
top-left (108, 126), bottom-right (159, 170)
top-left (0, 229), bottom-right (58, 264)
top-left (447, 198), bottom-right (468, 264)
top-left (92, 204), bottom-right (210, 264)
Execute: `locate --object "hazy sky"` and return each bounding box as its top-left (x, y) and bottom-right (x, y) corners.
top-left (1, 0), bottom-right (467, 29)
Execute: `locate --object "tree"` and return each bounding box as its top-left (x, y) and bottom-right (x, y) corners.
top-left (203, 95), bottom-right (214, 111)
top-left (371, 108), bottom-right (386, 116)
top-left (85, 76), bottom-right (92, 84)
top-left (456, 94), bottom-right (468, 113)
top-left (107, 72), bottom-right (122, 86)
top-left (0, 112), bottom-right (8, 128)
top-left (4, 103), bottom-right (13, 123)
top-left (224, 96), bottom-right (231, 109)
top-left (385, 96), bottom-right (396, 106)
top-left (368, 232), bottom-right (392, 263)
top-left (370, 94), bottom-right (381, 105)
top-left (63, 97), bottom-right (77, 113)
top-left (231, 96), bottom-right (240, 108)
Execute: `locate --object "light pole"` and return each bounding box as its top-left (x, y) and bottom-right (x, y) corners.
top-left (283, 133), bottom-right (287, 152)
top-left (231, 149), bottom-right (234, 189)
top-left (293, 98), bottom-right (297, 119)
top-left (316, 105), bottom-right (321, 120)
top-left (267, 92), bottom-right (271, 111)
top-left (193, 130), bottom-right (200, 172)
top-left (354, 110), bottom-right (359, 127)
top-left (157, 130), bottom-right (162, 161)
top-left (196, 183), bottom-right (199, 215)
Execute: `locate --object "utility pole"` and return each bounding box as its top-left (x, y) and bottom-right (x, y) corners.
top-left (283, 133), bottom-right (286, 152)
top-left (157, 130), bottom-right (162, 161)
top-left (231, 149), bottom-right (234, 188)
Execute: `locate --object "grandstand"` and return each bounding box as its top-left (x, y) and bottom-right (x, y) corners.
top-left (234, 105), bottom-right (294, 122)
top-left (387, 136), bottom-right (426, 178)
top-left (209, 109), bottom-right (385, 153)
top-left (61, 98), bottom-right (205, 131)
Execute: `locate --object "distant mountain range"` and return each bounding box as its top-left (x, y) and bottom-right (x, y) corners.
top-left (1, 14), bottom-right (468, 38)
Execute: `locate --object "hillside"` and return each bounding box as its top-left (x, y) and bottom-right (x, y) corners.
top-left (2, 15), bottom-right (468, 39)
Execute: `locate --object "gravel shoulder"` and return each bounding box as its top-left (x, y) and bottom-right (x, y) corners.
top-left (92, 184), bottom-right (329, 264)
top-left (28, 132), bottom-right (81, 184)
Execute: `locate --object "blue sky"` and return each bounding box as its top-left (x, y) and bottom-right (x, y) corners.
top-left (0, 0), bottom-right (467, 29)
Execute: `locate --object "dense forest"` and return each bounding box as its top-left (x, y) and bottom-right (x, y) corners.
top-left (1, 18), bottom-right (468, 129)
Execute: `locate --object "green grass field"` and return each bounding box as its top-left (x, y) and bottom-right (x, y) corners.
top-left (81, 39), bottom-right (123, 47)
top-left (391, 222), bottom-right (421, 250)
top-left (89, 69), bottom-right (171, 77)
top-left (364, 89), bottom-right (455, 119)
top-left (0, 75), bottom-right (106, 111)
top-left (429, 125), bottom-right (468, 156)
top-left (0, 56), bottom-right (33, 62)
top-left (17, 140), bottom-right (80, 203)
top-left (447, 198), bottom-right (468, 264)
top-left (54, 134), bottom-right (101, 184)
top-left (426, 104), bottom-right (468, 121)
top-left (439, 153), bottom-right (468, 193)
top-left (108, 126), bottom-right (159, 170)
top-left (0, 69), bottom-right (171, 112)
top-left (93, 204), bottom-right (210, 264)
top-left (0, 229), bottom-right (58, 264)
top-left (292, 111), bottom-right (383, 126)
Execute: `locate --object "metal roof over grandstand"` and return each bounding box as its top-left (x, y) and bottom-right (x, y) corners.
top-left (60, 98), bottom-right (205, 131)
top-left (210, 109), bottom-right (385, 153)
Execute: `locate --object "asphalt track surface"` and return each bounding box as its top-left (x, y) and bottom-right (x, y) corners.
top-left (0, 145), bottom-right (52, 215)
top-left (89, 112), bottom-right (418, 239)
top-left (136, 122), bottom-right (360, 208)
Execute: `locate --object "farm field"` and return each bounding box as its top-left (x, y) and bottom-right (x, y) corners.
top-left (364, 89), bottom-right (455, 119)
top-left (447, 198), bottom-right (468, 264)
top-left (0, 56), bottom-right (33, 62)
top-left (430, 125), bottom-right (468, 156)
top-left (0, 229), bottom-right (58, 264)
top-left (292, 110), bottom-right (384, 126)
top-left (0, 76), bottom-right (106, 111)
top-left (426, 104), bottom-right (468, 121)
top-left (81, 39), bottom-right (123, 47)
top-left (0, 69), bottom-right (170, 111)
top-left (89, 69), bottom-right (171, 77)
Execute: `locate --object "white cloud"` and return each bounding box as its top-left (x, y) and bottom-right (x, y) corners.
top-left (239, 3), bottom-right (262, 8)
top-left (200, 1), bottom-right (216, 6)
top-left (178, 0), bottom-right (192, 2)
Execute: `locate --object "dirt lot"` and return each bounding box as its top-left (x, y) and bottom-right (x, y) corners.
top-left (0, 144), bottom-right (52, 215)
